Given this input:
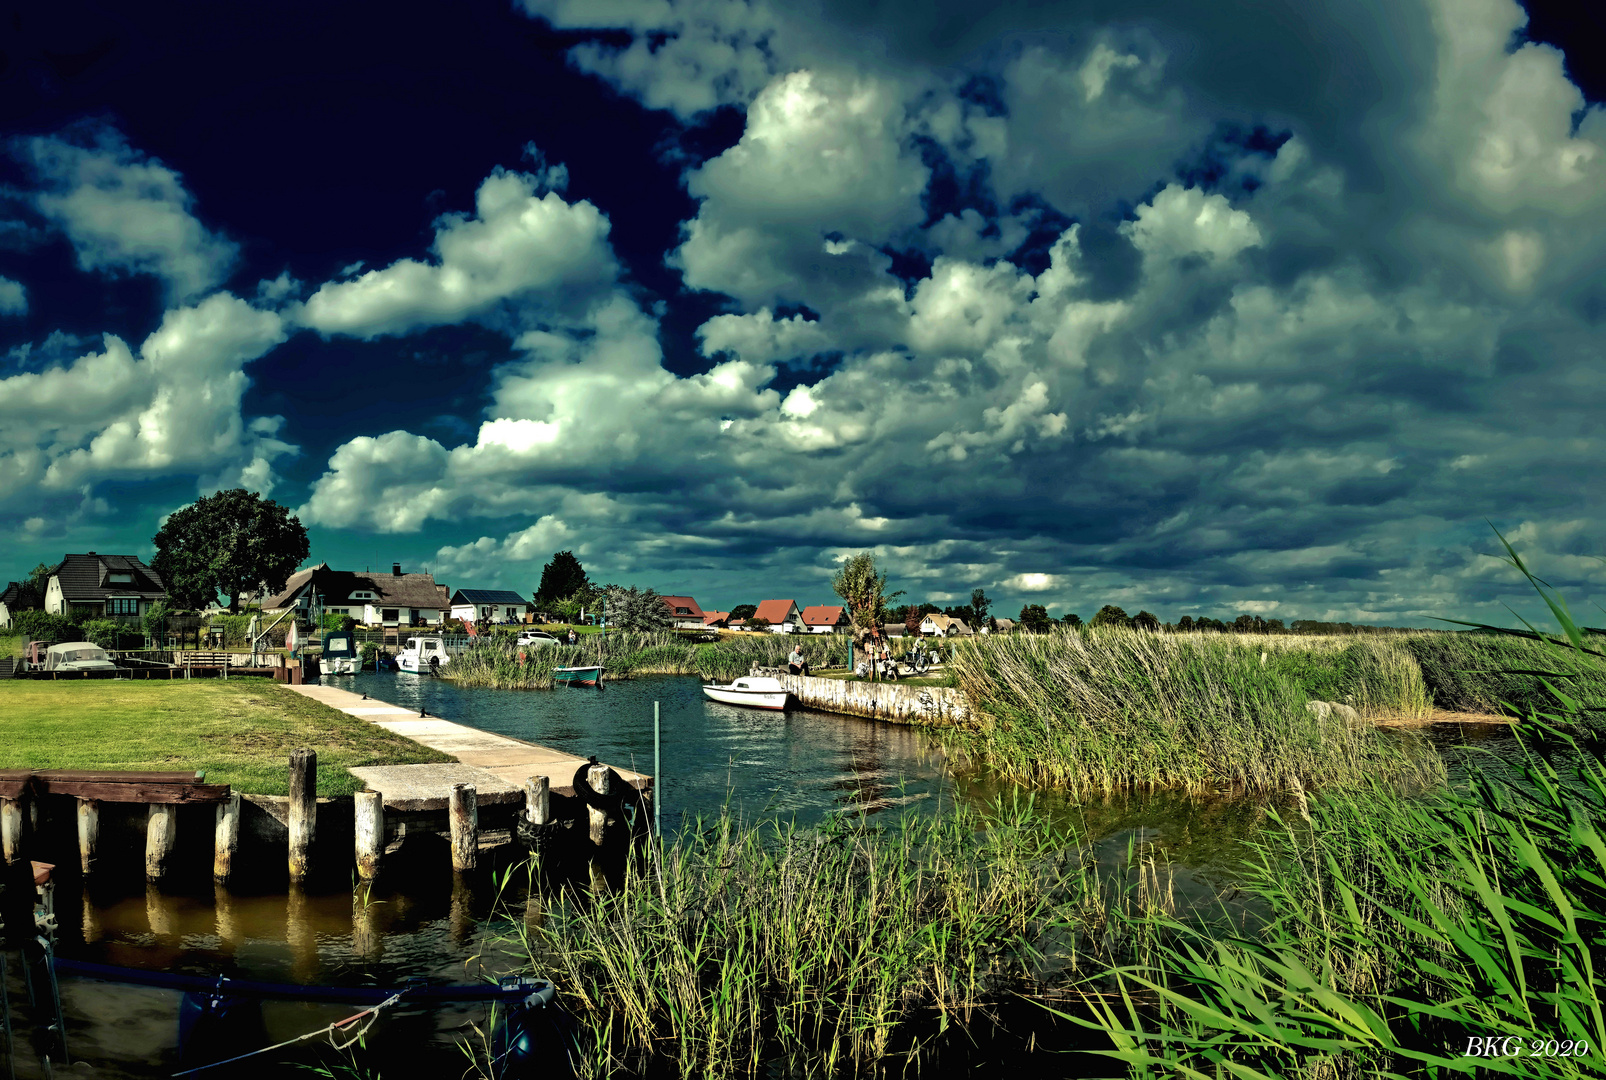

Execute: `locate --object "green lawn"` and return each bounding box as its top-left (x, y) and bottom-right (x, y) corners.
top-left (0, 679), bottom-right (452, 796)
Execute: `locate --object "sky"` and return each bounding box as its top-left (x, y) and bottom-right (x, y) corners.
top-left (1, 0), bottom-right (1604, 627)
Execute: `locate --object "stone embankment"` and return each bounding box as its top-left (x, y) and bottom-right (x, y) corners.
top-left (751, 666), bottom-right (972, 726)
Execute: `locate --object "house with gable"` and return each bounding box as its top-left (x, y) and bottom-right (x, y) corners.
top-left (660, 596), bottom-right (706, 630)
top-left (263, 562), bottom-right (449, 627)
top-left (753, 599), bottom-right (802, 633)
top-left (919, 613), bottom-right (974, 638)
top-left (702, 610), bottom-right (731, 629)
top-left (44, 553), bottom-right (168, 622)
top-left (799, 605), bottom-right (848, 634)
top-left (0, 581), bottom-right (36, 628)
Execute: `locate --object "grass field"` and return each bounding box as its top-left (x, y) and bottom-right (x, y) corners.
top-left (0, 679), bottom-right (452, 795)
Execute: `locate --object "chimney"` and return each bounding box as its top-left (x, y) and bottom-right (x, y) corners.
top-left (87, 551), bottom-right (96, 556)
top-left (392, 563), bottom-right (402, 576)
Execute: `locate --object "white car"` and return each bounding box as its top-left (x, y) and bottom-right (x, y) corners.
top-left (43, 642), bottom-right (119, 672)
top-left (516, 629), bottom-right (563, 648)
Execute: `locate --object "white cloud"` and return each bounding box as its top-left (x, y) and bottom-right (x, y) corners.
top-left (0, 293), bottom-right (291, 508)
top-left (1006, 573), bottom-right (1062, 592)
top-left (295, 167), bottom-right (617, 338)
top-left (1121, 185), bottom-right (1262, 262)
top-left (26, 130), bottom-right (237, 303)
top-left (0, 277), bottom-right (25, 316)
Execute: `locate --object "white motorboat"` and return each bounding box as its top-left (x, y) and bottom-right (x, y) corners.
top-left (702, 675), bottom-right (789, 711)
top-left (397, 635), bottom-right (451, 674)
top-left (42, 641), bottom-right (118, 673)
top-left (321, 631), bottom-right (360, 674)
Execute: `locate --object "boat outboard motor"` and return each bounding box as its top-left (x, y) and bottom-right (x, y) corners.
top-left (178, 988), bottom-right (267, 1072)
top-left (490, 976), bottom-right (578, 1079)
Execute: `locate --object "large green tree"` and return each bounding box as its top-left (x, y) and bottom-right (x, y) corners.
top-left (536, 551), bottom-right (591, 606)
top-left (970, 588), bottom-right (992, 629)
top-left (1018, 604), bottom-right (1053, 633)
top-left (1090, 604), bottom-right (1133, 630)
top-left (152, 489), bottom-right (309, 611)
top-left (729, 604), bottom-right (758, 622)
top-left (605, 584), bottom-right (673, 632)
top-left (831, 552), bottom-right (902, 645)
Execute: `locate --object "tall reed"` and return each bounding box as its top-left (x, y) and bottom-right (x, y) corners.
top-left (446, 632), bottom-right (844, 689)
top-left (500, 798), bottom-right (1175, 1079)
top-left (945, 628), bottom-right (1442, 795)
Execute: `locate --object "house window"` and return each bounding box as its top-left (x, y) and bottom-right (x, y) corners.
top-left (108, 598), bottom-right (138, 616)
top-left (108, 573), bottom-right (133, 584)
top-left (382, 608), bottom-right (399, 623)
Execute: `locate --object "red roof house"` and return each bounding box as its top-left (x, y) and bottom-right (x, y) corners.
top-left (752, 599), bottom-right (801, 632)
top-left (661, 595), bottom-right (705, 629)
top-left (800, 605), bottom-right (848, 633)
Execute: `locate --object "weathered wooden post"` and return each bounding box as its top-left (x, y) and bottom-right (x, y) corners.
top-left (587, 763), bottom-right (611, 893)
top-left (524, 775), bottom-right (550, 827)
top-left (145, 803), bottom-right (177, 881)
top-left (288, 748), bottom-right (317, 883)
top-left (77, 797), bottom-right (99, 876)
top-left (586, 764), bottom-right (611, 847)
top-left (214, 791), bottom-right (241, 883)
top-left (2, 796), bottom-right (25, 865)
top-left (448, 783), bottom-right (478, 872)
top-left (355, 790), bottom-right (384, 881)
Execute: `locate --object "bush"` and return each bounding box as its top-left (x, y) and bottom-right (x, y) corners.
top-left (79, 619), bottom-right (143, 650)
top-left (10, 609), bottom-right (80, 644)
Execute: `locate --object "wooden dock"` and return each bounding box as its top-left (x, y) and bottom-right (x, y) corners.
top-left (283, 683), bottom-right (649, 796)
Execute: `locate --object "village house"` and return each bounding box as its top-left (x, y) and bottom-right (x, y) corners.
top-left (919, 613), bottom-right (974, 637)
top-left (753, 599), bottom-right (802, 633)
top-left (799, 605), bottom-right (848, 633)
top-left (702, 610), bottom-right (731, 629)
top-left (44, 553), bottom-right (168, 622)
top-left (263, 563), bottom-right (449, 628)
top-left (660, 595), bottom-right (706, 630)
top-left (448, 589), bottom-right (531, 625)
top-left (0, 581), bottom-right (33, 628)
top-left (984, 617), bottom-right (1016, 634)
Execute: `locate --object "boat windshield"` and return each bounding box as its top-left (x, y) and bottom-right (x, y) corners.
top-left (56, 647), bottom-right (109, 663)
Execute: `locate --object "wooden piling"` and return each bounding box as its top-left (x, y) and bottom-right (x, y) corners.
top-left (524, 775), bottom-right (550, 826)
top-left (448, 783), bottom-right (478, 872)
top-left (2, 797), bottom-right (23, 865)
top-left (288, 748), bottom-right (317, 883)
top-left (586, 763), bottom-right (611, 846)
top-left (77, 798), bottom-right (99, 876)
top-left (355, 790), bottom-right (383, 881)
top-left (586, 763), bottom-right (611, 893)
top-left (145, 803), bottom-right (177, 881)
top-left (214, 791), bottom-right (240, 883)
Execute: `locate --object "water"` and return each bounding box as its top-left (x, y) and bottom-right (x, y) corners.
top-left (337, 669), bottom-right (956, 829)
top-left (14, 675), bottom-right (1536, 1077)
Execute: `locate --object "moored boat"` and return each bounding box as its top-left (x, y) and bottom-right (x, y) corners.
top-left (702, 676), bottom-right (788, 711)
top-left (554, 665), bottom-right (604, 687)
top-left (397, 635), bottom-right (451, 674)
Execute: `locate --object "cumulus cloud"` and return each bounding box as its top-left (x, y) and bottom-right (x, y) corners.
top-left (0, 293), bottom-right (292, 508)
top-left (25, 130), bottom-right (237, 303)
top-left (293, 0), bottom-right (1606, 623)
top-left (294, 167), bottom-right (618, 338)
top-left (0, 277), bottom-right (25, 316)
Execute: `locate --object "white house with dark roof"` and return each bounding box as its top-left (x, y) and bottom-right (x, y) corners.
top-left (449, 589), bottom-right (530, 624)
top-left (753, 599), bottom-right (802, 633)
top-left (263, 562), bottom-right (449, 627)
top-left (0, 581), bottom-right (33, 628)
top-left (44, 553), bottom-right (168, 621)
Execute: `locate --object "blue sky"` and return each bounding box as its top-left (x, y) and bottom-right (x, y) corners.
top-left (1, 0), bottom-right (1603, 626)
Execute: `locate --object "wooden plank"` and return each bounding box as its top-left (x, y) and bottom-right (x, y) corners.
top-left (34, 780), bottom-right (232, 803)
top-left (34, 769), bottom-right (202, 784)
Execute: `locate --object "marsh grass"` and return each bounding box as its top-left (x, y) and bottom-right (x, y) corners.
top-left (447, 632), bottom-right (843, 689)
top-left (494, 798), bottom-right (1179, 1079)
top-left (944, 628), bottom-right (1443, 796)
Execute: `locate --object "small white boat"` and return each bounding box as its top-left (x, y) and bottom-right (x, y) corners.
top-left (702, 675), bottom-right (789, 711)
top-left (397, 635), bottom-right (450, 674)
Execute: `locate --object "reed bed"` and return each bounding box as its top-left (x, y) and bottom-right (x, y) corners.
top-left (501, 799), bottom-right (1176, 1079)
top-left (1402, 631), bottom-right (1606, 718)
top-left (944, 628), bottom-right (1443, 796)
top-left (1066, 715), bottom-right (1606, 1079)
top-left (447, 632), bottom-right (845, 689)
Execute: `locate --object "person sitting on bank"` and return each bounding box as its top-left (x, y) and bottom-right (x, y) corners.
top-left (788, 645), bottom-right (810, 676)
top-left (567, 628), bottom-right (578, 646)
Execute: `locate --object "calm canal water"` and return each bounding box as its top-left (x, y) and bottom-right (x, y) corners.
top-left (14, 673), bottom-right (1524, 1077)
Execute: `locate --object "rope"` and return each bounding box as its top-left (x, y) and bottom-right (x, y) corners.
top-left (170, 990), bottom-right (406, 1076)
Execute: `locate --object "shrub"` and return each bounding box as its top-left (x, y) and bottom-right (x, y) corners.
top-left (79, 618), bottom-right (141, 650)
top-left (10, 609), bottom-right (80, 644)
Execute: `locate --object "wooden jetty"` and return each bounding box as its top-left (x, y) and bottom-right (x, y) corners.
top-left (1, 684), bottom-right (652, 890)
